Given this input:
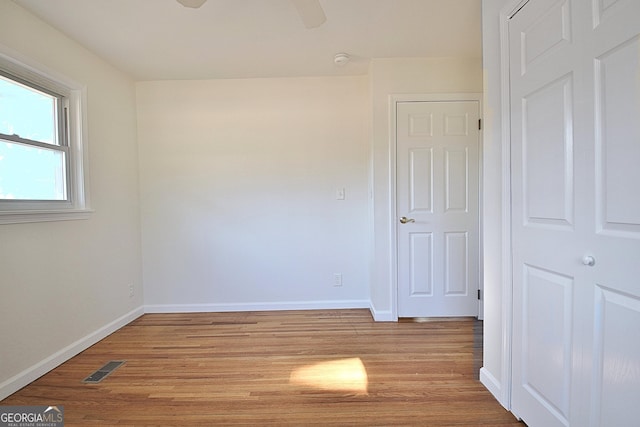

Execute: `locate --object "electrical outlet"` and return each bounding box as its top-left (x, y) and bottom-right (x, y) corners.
top-left (129, 283), bottom-right (134, 298)
top-left (333, 273), bottom-right (342, 287)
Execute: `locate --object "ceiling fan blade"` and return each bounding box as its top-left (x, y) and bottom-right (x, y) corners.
top-left (291, 0), bottom-right (326, 29)
top-left (176, 0), bottom-right (207, 8)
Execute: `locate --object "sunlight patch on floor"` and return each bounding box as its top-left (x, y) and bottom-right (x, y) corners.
top-left (289, 357), bottom-right (368, 394)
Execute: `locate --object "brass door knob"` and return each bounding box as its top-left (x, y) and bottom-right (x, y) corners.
top-left (399, 217), bottom-right (415, 224)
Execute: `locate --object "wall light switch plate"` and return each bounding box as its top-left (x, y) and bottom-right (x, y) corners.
top-left (336, 188), bottom-right (345, 200)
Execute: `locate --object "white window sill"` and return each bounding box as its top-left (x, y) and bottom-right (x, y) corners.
top-left (0, 209), bottom-right (94, 225)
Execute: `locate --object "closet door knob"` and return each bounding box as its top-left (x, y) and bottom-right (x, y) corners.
top-left (582, 255), bottom-right (596, 266)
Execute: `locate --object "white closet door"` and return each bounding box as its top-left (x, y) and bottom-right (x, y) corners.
top-left (509, 0), bottom-right (640, 426)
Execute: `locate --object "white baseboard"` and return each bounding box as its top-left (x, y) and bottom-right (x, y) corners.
top-left (144, 300), bottom-right (370, 313)
top-left (0, 306), bottom-right (144, 401)
top-left (368, 303), bottom-right (397, 322)
top-left (480, 366), bottom-right (508, 409)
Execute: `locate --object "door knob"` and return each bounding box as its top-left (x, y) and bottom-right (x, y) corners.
top-left (399, 216), bottom-right (415, 224)
top-left (582, 255), bottom-right (596, 266)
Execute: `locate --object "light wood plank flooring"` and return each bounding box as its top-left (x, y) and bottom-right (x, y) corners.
top-left (1, 309), bottom-right (521, 426)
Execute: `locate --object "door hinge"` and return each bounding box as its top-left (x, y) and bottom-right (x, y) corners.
top-left (478, 119), bottom-right (482, 130)
top-left (477, 289), bottom-right (481, 300)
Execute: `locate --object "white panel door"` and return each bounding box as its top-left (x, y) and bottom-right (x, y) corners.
top-left (509, 0), bottom-right (640, 426)
top-left (396, 101), bottom-right (480, 317)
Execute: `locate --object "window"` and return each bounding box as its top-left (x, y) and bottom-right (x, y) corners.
top-left (0, 52), bottom-right (90, 224)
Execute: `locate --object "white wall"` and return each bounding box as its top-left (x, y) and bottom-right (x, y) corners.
top-left (368, 57), bottom-right (483, 320)
top-left (480, 0), bottom-right (511, 408)
top-left (137, 76), bottom-right (370, 311)
top-left (0, 2), bottom-right (143, 399)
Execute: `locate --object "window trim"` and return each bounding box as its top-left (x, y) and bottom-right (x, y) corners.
top-left (0, 48), bottom-right (92, 224)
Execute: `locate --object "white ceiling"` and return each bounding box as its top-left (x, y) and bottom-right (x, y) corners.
top-left (14, 0), bottom-right (482, 81)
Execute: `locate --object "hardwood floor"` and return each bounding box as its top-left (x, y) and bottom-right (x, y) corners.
top-left (1, 310), bottom-right (521, 426)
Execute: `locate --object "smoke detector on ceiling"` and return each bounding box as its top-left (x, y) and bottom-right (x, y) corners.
top-left (334, 53), bottom-right (350, 66)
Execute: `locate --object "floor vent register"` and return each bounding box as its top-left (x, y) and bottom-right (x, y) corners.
top-left (82, 360), bottom-right (126, 383)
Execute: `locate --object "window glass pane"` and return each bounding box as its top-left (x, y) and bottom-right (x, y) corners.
top-left (0, 140), bottom-right (66, 200)
top-left (0, 75), bottom-right (58, 145)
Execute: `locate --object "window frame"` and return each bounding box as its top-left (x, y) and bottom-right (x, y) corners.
top-left (0, 49), bottom-right (91, 224)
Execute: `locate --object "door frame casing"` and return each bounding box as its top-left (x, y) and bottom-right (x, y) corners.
top-left (389, 93), bottom-right (484, 321)
top-left (481, 0), bottom-right (531, 413)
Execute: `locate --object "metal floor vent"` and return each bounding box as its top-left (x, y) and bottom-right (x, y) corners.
top-left (83, 360), bottom-right (126, 384)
